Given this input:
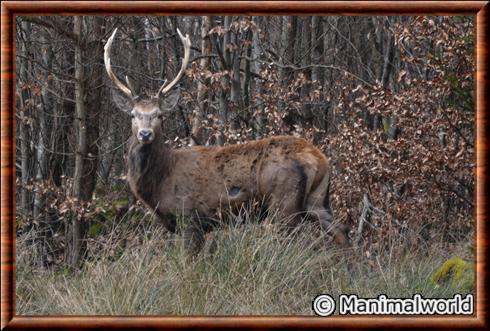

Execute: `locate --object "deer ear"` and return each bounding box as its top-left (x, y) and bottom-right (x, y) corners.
top-left (111, 88), bottom-right (134, 114)
top-left (160, 89), bottom-right (181, 111)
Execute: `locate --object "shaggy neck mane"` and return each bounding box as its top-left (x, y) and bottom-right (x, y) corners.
top-left (128, 136), bottom-right (172, 207)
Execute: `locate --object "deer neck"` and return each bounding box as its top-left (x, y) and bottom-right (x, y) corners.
top-left (128, 136), bottom-right (172, 207)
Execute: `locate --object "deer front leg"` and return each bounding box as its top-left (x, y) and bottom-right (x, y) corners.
top-left (182, 213), bottom-right (206, 255)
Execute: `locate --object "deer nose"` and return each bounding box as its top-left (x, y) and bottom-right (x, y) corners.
top-left (138, 129), bottom-right (153, 142)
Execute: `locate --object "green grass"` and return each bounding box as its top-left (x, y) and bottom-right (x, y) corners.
top-left (16, 211), bottom-right (474, 315)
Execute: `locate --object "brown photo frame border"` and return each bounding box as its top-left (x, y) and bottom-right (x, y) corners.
top-left (1, 1), bottom-right (488, 329)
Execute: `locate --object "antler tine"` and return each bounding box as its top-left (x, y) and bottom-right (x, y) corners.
top-left (155, 29), bottom-right (191, 98)
top-left (104, 28), bottom-right (134, 99)
top-left (125, 75), bottom-right (137, 97)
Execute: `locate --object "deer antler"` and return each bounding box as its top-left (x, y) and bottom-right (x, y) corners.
top-left (155, 29), bottom-right (191, 98)
top-left (104, 28), bottom-right (134, 99)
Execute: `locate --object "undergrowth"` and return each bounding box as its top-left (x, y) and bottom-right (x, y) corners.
top-left (16, 208), bottom-right (474, 315)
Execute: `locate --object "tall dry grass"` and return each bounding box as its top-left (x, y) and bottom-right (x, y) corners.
top-left (16, 209), bottom-right (473, 315)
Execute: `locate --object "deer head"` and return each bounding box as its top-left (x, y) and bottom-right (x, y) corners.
top-left (104, 28), bottom-right (191, 144)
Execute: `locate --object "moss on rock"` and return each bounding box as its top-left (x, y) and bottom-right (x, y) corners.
top-left (431, 257), bottom-right (474, 292)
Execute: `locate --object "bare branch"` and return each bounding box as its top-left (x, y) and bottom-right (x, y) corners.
top-left (21, 17), bottom-right (78, 42)
top-left (241, 55), bottom-right (374, 88)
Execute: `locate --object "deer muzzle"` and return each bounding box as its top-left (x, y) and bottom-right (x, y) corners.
top-left (138, 129), bottom-right (154, 143)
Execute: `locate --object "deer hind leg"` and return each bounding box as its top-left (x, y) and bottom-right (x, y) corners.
top-left (268, 195), bottom-right (304, 233)
top-left (266, 165), bottom-right (309, 232)
top-left (308, 207), bottom-right (349, 247)
top-left (306, 178), bottom-right (350, 247)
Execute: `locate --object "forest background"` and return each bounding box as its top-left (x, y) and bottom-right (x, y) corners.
top-left (15, 15), bottom-right (475, 314)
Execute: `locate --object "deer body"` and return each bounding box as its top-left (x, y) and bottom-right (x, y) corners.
top-left (104, 28), bottom-right (349, 254)
top-left (129, 135), bottom-right (330, 222)
top-left (128, 133), bottom-right (348, 252)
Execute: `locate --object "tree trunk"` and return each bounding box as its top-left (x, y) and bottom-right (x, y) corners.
top-left (300, 17), bottom-right (312, 125)
top-left (381, 29), bottom-right (395, 89)
top-left (311, 16), bottom-right (323, 83)
top-left (216, 16), bottom-right (233, 145)
top-left (67, 16), bottom-right (87, 268)
top-left (252, 16), bottom-right (265, 137)
top-left (279, 16), bottom-right (297, 81)
top-left (129, 17), bottom-right (146, 94)
top-left (230, 18), bottom-right (242, 112)
top-left (243, 29), bottom-right (252, 115)
top-left (66, 16), bottom-right (103, 268)
top-left (158, 17), bottom-right (168, 83)
top-left (18, 20), bottom-right (32, 220)
top-left (33, 28), bottom-right (52, 221)
top-left (191, 16), bottom-right (212, 146)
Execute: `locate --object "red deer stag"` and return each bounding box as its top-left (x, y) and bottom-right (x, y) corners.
top-left (104, 28), bottom-right (349, 254)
